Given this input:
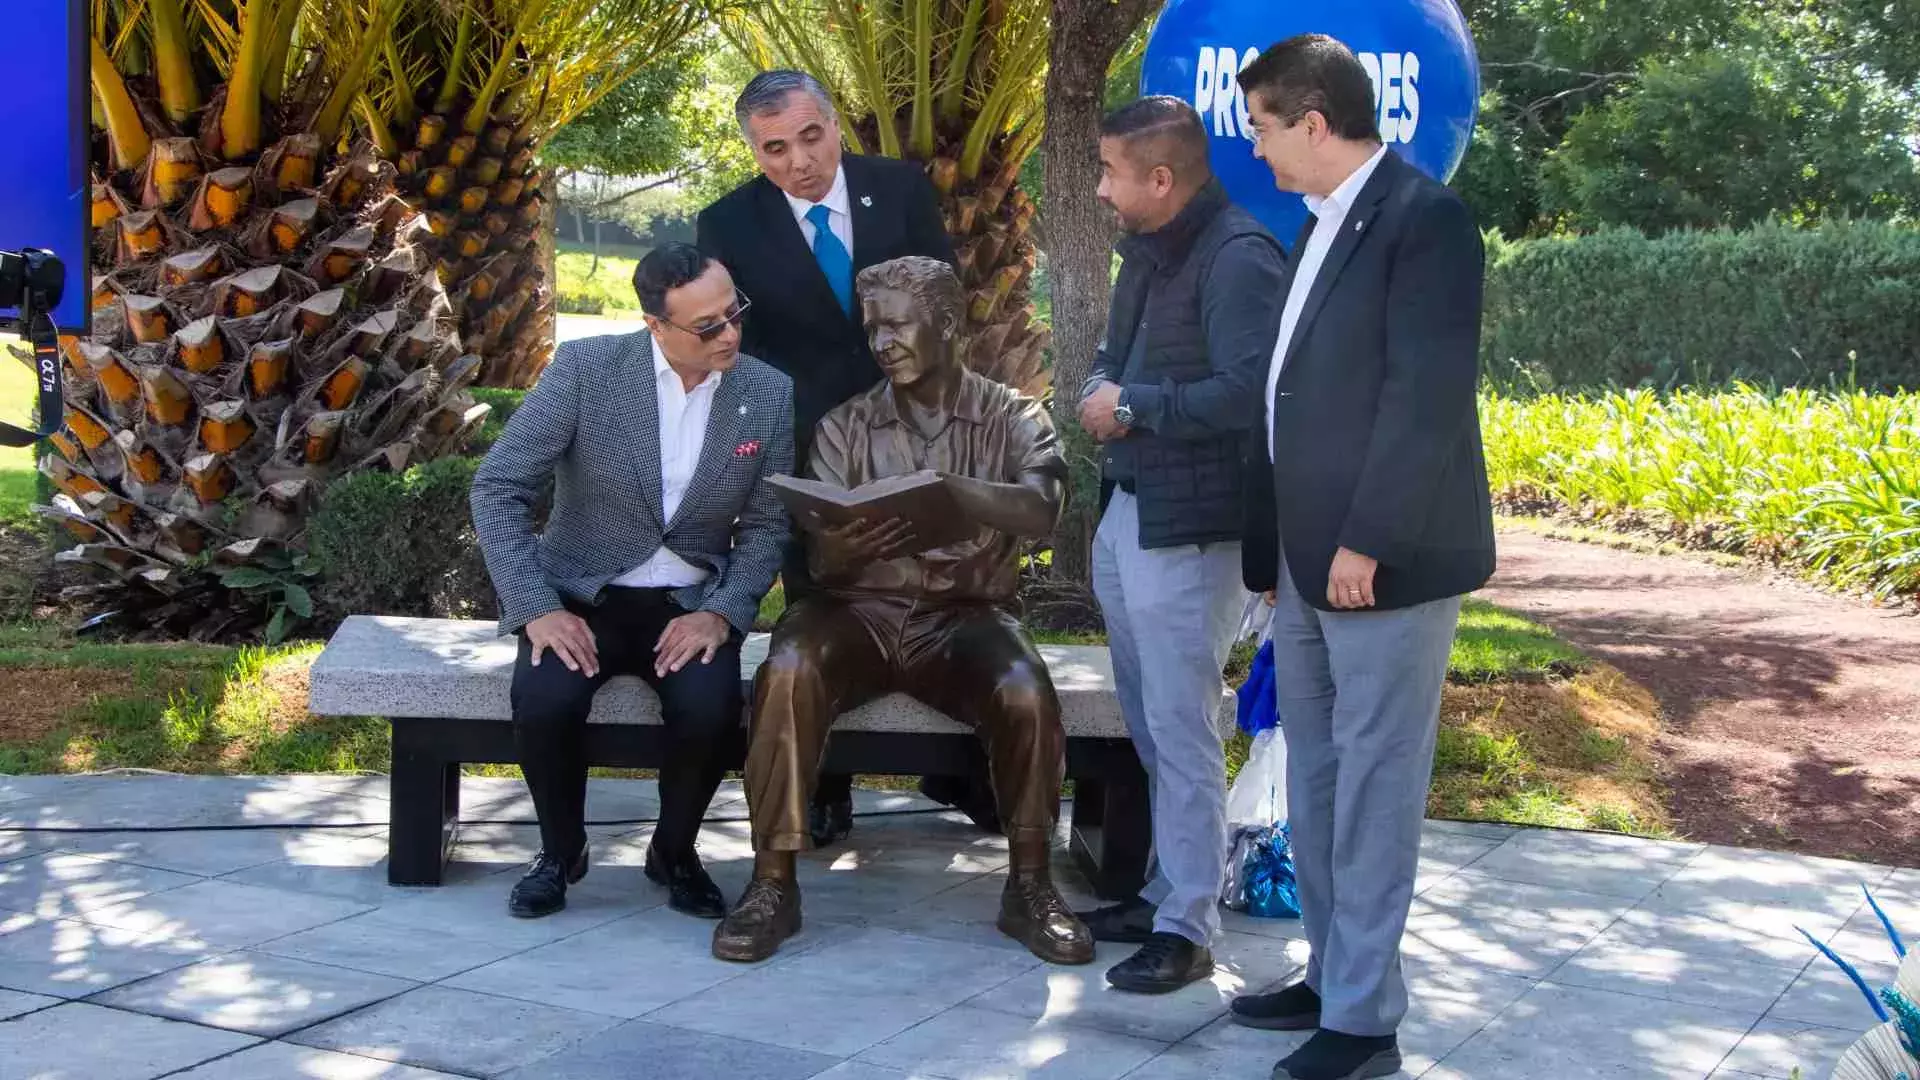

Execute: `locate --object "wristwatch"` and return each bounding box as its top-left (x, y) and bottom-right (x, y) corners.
top-left (1113, 389), bottom-right (1135, 429)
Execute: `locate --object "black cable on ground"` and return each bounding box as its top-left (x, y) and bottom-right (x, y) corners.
top-left (0, 805), bottom-right (968, 835)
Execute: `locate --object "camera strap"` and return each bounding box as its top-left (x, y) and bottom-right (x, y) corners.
top-left (0, 308), bottom-right (64, 447)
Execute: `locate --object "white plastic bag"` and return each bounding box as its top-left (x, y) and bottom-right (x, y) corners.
top-left (1224, 726), bottom-right (1288, 832)
top-left (1221, 722), bottom-right (1295, 914)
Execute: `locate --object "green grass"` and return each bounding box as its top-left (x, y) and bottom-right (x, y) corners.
top-left (0, 340), bottom-right (39, 529)
top-left (0, 637), bottom-right (391, 775)
top-left (1483, 384), bottom-right (1920, 600)
top-left (1448, 599), bottom-right (1589, 683)
top-left (555, 249), bottom-right (643, 316)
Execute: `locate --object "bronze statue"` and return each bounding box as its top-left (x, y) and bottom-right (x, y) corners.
top-left (712, 255), bottom-right (1095, 966)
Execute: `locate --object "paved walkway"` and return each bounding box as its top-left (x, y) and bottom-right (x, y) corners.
top-left (0, 775), bottom-right (1908, 1079)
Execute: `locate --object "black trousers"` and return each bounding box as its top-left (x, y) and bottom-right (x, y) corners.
top-left (510, 587), bottom-right (743, 862)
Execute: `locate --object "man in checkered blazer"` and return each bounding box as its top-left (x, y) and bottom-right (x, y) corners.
top-left (471, 243), bottom-right (794, 922)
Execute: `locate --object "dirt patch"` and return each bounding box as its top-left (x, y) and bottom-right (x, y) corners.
top-left (1480, 526), bottom-right (1920, 865)
top-left (1434, 665), bottom-right (1670, 833)
top-left (0, 666), bottom-right (143, 747)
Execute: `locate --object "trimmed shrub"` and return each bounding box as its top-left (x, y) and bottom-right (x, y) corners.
top-left (1481, 220), bottom-right (1920, 393)
top-left (469, 388), bottom-right (525, 452)
top-left (307, 457), bottom-right (499, 628)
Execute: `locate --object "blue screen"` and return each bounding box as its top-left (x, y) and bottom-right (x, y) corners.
top-left (0, 0), bottom-right (90, 333)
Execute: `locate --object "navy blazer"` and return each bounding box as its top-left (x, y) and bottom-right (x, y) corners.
top-left (696, 154), bottom-right (956, 457)
top-left (1243, 150), bottom-right (1496, 612)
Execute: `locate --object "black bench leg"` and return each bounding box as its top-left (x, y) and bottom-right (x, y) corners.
top-left (389, 722), bottom-right (459, 886)
top-left (1069, 763), bottom-right (1152, 901)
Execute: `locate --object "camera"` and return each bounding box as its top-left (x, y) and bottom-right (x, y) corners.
top-left (0, 247), bottom-right (63, 313)
top-left (0, 245), bottom-right (65, 447)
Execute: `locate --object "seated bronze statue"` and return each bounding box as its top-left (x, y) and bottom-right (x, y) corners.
top-left (712, 255), bottom-right (1095, 966)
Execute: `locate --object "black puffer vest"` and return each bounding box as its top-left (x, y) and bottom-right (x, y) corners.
top-left (1102, 182), bottom-right (1281, 549)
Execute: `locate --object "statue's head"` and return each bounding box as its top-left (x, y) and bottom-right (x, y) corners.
top-left (857, 256), bottom-right (964, 390)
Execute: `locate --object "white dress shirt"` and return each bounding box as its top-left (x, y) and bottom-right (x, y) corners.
top-left (785, 164), bottom-right (855, 256)
top-left (613, 333), bottom-right (719, 588)
top-left (1264, 143), bottom-right (1389, 459)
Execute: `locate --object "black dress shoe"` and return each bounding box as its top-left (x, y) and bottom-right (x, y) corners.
top-left (507, 846), bottom-right (588, 919)
top-left (645, 845), bottom-right (726, 919)
top-left (808, 797), bottom-right (853, 847)
top-left (1232, 981), bottom-right (1322, 1030)
top-left (1273, 1030), bottom-right (1401, 1080)
top-left (1074, 896), bottom-right (1156, 944)
top-left (1104, 931), bottom-right (1215, 994)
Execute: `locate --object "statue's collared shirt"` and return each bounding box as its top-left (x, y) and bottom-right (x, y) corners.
top-left (807, 369), bottom-right (1066, 603)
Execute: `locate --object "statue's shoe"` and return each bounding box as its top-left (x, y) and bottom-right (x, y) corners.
top-left (712, 877), bottom-right (802, 963)
top-left (998, 875), bottom-right (1095, 965)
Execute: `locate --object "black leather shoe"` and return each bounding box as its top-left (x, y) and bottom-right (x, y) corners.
top-left (645, 844), bottom-right (726, 919)
top-left (1231, 980), bottom-right (1322, 1031)
top-left (808, 797), bottom-right (853, 847)
top-left (1273, 1030), bottom-right (1401, 1080)
top-left (1074, 896), bottom-right (1157, 944)
top-left (1104, 931), bottom-right (1214, 994)
top-left (507, 846), bottom-right (588, 919)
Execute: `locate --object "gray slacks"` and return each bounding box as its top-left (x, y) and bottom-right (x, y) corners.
top-left (1269, 553), bottom-right (1462, 1036)
top-left (1092, 490), bottom-right (1248, 945)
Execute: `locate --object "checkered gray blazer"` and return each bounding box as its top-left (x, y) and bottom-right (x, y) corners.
top-left (470, 331), bottom-right (794, 636)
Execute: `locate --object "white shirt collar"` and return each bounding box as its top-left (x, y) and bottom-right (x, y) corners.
top-left (784, 164), bottom-right (851, 225)
top-left (647, 331), bottom-right (719, 394)
top-left (1303, 143), bottom-right (1388, 218)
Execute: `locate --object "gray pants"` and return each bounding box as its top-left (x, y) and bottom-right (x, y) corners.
top-left (1269, 554), bottom-right (1462, 1036)
top-left (1092, 490), bottom-right (1247, 946)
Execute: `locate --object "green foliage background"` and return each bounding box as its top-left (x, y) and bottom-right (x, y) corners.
top-left (1480, 221), bottom-right (1920, 392)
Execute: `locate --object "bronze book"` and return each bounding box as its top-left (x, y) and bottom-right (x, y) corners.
top-left (766, 470), bottom-right (979, 553)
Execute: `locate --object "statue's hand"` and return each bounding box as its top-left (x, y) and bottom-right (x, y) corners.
top-left (821, 517), bottom-right (920, 566)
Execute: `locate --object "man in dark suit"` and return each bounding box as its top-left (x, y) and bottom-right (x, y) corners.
top-left (1223, 35), bottom-right (1496, 1080)
top-left (471, 243), bottom-right (793, 923)
top-left (697, 69), bottom-right (987, 847)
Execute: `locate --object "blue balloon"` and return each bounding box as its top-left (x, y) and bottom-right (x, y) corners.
top-left (1140, 0), bottom-right (1480, 249)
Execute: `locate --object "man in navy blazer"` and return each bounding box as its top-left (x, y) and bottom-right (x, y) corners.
top-left (1226, 35), bottom-right (1496, 1080)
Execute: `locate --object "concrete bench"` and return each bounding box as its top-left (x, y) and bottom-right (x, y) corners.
top-left (309, 615), bottom-right (1178, 898)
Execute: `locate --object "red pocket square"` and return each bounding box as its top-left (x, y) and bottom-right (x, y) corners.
top-left (734, 440), bottom-right (762, 458)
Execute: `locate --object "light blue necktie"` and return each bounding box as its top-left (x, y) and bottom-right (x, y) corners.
top-left (806, 204), bottom-right (854, 316)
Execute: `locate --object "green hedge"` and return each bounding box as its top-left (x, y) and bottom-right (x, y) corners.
top-left (307, 457), bottom-right (498, 628)
top-left (1481, 220), bottom-right (1920, 393)
top-left (469, 388), bottom-right (525, 453)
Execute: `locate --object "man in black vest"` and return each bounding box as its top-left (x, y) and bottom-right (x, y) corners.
top-left (1074, 97), bottom-right (1287, 993)
top-left (696, 70), bottom-right (994, 846)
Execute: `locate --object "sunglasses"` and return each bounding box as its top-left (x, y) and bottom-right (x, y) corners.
top-left (658, 292), bottom-right (752, 343)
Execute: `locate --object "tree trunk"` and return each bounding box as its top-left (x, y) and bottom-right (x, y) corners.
top-left (1041, 0), bottom-right (1162, 589)
top-left (1041, 53), bottom-right (1112, 588)
top-left (590, 216), bottom-right (602, 276)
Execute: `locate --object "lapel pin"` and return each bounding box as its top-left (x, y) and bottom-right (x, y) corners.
top-left (1354, 219), bottom-right (1366, 232)
top-left (737, 404), bottom-right (749, 415)
top-left (860, 195), bottom-right (873, 208)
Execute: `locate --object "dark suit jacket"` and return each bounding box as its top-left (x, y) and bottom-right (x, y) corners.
top-left (1243, 149), bottom-right (1496, 612)
top-left (695, 154), bottom-right (957, 453)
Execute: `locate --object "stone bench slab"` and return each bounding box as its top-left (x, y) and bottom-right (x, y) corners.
top-left (309, 616), bottom-right (1228, 740)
